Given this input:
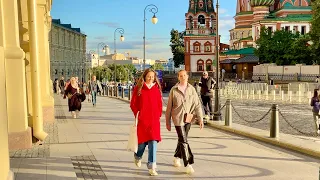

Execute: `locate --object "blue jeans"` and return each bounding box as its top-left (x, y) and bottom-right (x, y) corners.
top-left (134, 140), bottom-right (157, 169)
top-left (91, 91), bottom-right (97, 105)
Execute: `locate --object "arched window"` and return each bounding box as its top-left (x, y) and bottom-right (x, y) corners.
top-left (193, 41), bottom-right (201, 52)
top-left (206, 59), bottom-right (213, 71)
top-left (204, 41), bottom-right (212, 52)
top-left (197, 60), bottom-right (204, 71)
top-left (198, 15), bottom-right (205, 26)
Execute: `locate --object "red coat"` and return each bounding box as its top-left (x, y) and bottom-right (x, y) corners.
top-left (130, 83), bottom-right (162, 144)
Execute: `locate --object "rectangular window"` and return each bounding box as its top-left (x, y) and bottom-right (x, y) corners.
top-left (293, 26), bottom-right (298, 33)
top-left (301, 26), bottom-right (306, 35)
top-left (198, 65), bottom-right (204, 71)
top-left (285, 26), bottom-right (290, 31)
top-left (268, 26), bottom-right (273, 32)
top-left (205, 45), bottom-right (211, 52)
top-left (194, 45), bottom-right (200, 52)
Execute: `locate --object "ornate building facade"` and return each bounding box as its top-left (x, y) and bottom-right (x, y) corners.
top-left (229, 0), bottom-right (312, 50)
top-left (49, 19), bottom-right (87, 82)
top-left (0, 0), bottom-right (53, 179)
top-left (184, 0), bottom-right (218, 72)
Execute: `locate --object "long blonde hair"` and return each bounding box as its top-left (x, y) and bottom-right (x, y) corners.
top-left (136, 68), bottom-right (162, 96)
top-left (70, 77), bottom-right (78, 88)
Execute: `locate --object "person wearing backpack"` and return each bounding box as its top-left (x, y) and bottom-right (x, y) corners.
top-left (310, 89), bottom-right (320, 134)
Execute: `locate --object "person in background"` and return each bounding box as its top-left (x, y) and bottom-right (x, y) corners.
top-left (88, 75), bottom-right (98, 107)
top-left (59, 77), bottom-right (65, 96)
top-left (165, 70), bottom-right (204, 174)
top-left (64, 77), bottom-right (86, 118)
top-left (310, 89), bottom-right (320, 134)
top-left (130, 68), bottom-right (162, 176)
top-left (199, 71), bottom-right (216, 120)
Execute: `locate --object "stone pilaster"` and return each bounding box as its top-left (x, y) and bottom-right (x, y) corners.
top-left (4, 0), bottom-right (31, 149)
top-left (37, 3), bottom-right (54, 122)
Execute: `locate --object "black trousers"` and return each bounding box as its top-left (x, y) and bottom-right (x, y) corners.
top-left (201, 95), bottom-right (212, 115)
top-left (174, 123), bottom-right (194, 167)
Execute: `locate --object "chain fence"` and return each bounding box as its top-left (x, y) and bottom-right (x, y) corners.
top-left (231, 104), bottom-right (272, 123)
top-left (278, 110), bottom-right (318, 137)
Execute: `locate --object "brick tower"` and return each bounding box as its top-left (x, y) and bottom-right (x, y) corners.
top-left (184, 0), bottom-right (218, 72)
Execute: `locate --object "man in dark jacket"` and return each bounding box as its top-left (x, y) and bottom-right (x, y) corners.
top-left (199, 71), bottom-right (216, 120)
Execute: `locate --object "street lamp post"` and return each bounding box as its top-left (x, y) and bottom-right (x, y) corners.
top-left (89, 50), bottom-right (95, 80)
top-left (114, 28), bottom-right (125, 83)
top-left (97, 43), bottom-right (106, 81)
top-left (212, 0), bottom-right (221, 121)
top-left (143, 4), bottom-right (158, 70)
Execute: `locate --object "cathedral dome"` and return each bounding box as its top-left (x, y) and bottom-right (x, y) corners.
top-left (250, 0), bottom-right (275, 7)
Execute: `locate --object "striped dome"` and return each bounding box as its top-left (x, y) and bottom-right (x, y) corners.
top-left (250, 0), bottom-right (275, 7)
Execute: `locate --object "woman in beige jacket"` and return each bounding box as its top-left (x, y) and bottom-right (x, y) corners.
top-left (165, 70), bottom-right (204, 174)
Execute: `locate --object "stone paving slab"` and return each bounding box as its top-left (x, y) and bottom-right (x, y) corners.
top-left (10, 95), bottom-right (320, 180)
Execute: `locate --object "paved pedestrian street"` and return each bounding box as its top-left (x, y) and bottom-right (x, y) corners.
top-left (9, 95), bottom-right (320, 180)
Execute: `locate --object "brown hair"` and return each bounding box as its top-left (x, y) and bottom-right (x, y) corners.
top-left (177, 69), bottom-right (187, 77)
top-left (136, 68), bottom-right (162, 96)
top-left (314, 89), bottom-right (319, 98)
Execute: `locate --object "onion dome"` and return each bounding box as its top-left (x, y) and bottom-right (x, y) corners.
top-left (250, 0), bottom-right (275, 7)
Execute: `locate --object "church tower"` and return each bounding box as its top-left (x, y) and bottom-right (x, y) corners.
top-left (184, 0), bottom-right (217, 72)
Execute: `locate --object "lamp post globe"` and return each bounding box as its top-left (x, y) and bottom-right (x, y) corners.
top-left (120, 35), bottom-right (125, 42)
top-left (151, 15), bottom-right (158, 24)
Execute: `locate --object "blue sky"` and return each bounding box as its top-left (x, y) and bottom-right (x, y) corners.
top-left (51, 0), bottom-right (236, 60)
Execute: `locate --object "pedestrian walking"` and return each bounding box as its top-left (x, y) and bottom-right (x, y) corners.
top-left (64, 77), bottom-right (86, 118)
top-left (130, 68), bottom-right (162, 176)
top-left (310, 89), bottom-right (320, 134)
top-left (59, 77), bottom-right (65, 96)
top-left (88, 75), bottom-right (98, 107)
top-left (199, 71), bottom-right (216, 120)
top-left (165, 70), bottom-right (204, 174)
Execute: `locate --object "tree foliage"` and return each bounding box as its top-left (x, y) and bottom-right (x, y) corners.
top-left (310, 0), bottom-right (320, 63)
top-left (150, 63), bottom-right (164, 70)
top-left (170, 29), bottom-right (185, 68)
top-left (88, 64), bottom-right (137, 82)
top-left (254, 27), bottom-right (313, 65)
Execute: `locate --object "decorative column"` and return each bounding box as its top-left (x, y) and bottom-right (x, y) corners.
top-left (37, 2), bottom-right (54, 122)
top-left (0, 46), bottom-right (13, 179)
top-left (0, 2), bottom-right (14, 175)
top-left (4, 0), bottom-right (32, 149)
top-left (27, 0), bottom-right (48, 141)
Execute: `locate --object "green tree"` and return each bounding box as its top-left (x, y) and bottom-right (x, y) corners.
top-left (255, 27), bottom-right (312, 65)
top-left (310, 0), bottom-right (320, 63)
top-left (150, 63), bottom-right (164, 70)
top-left (170, 29), bottom-right (185, 67)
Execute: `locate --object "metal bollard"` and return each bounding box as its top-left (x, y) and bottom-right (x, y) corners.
top-left (224, 99), bottom-right (232, 127)
top-left (121, 87), bottom-right (125, 98)
top-left (128, 86), bottom-right (131, 100)
top-left (270, 104), bottom-right (279, 138)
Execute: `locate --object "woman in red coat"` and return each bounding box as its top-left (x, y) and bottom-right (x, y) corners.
top-left (130, 68), bottom-right (162, 176)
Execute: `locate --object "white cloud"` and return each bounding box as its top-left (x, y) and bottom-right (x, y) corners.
top-left (219, 8), bottom-right (228, 14)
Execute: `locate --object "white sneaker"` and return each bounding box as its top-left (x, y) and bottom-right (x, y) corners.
top-left (134, 159), bottom-right (141, 168)
top-left (186, 165), bottom-right (195, 174)
top-left (173, 157), bottom-right (181, 167)
top-left (149, 169), bottom-right (158, 176)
